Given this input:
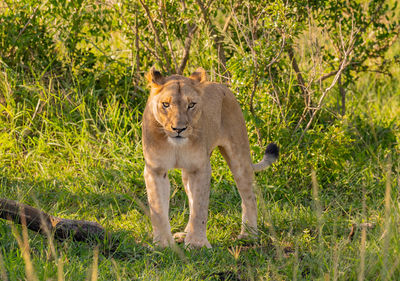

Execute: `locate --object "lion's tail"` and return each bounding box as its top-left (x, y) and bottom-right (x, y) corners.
top-left (252, 143), bottom-right (279, 172)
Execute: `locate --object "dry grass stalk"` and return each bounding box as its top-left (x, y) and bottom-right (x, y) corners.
top-left (382, 162), bottom-right (392, 280)
top-left (88, 245), bottom-right (99, 281)
top-left (228, 245), bottom-right (242, 261)
top-left (358, 186), bottom-right (367, 281)
top-left (10, 208), bottom-right (38, 281)
top-left (0, 251), bottom-right (8, 281)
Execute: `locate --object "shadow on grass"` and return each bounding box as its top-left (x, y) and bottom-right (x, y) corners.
top-left (0, 171), bottom-right (155, 258)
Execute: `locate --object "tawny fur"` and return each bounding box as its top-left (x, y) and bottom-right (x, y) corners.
top-left (142, 67), bottom-right (278, 248)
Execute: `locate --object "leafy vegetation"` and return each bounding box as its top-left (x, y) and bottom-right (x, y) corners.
top-left (0, 0), bottom-right (399, 280)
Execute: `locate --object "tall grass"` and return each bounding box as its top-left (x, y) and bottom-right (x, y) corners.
top-left (0, 1), bottom-right (399, 280)
top-left (0, 55), bottom-right (398, 280)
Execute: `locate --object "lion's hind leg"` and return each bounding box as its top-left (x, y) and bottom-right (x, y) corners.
top-left (218, 144), bottom-right (258, 238)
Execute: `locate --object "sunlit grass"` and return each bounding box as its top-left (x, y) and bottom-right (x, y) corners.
top-left (0, 18), bottom-right (399, 281)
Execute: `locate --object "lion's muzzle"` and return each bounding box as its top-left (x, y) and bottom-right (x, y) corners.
top-left (171, 126), bottom-right (187, 134)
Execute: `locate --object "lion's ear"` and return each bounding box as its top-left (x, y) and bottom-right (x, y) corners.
top-left (189, 67), bottom-right (207, 83)
top-left (145, 67), bottom-right (165, 88)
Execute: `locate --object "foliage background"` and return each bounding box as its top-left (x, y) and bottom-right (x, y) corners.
top-left (0, 0), bottom-right (399, 280)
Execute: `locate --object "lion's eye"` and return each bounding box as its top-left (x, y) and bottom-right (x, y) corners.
top-left (188, 102), bottom-right (196, 109)
top-left (162, 102), bottom-right (170, 108)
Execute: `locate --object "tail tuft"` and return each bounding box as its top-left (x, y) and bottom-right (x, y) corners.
top-left (252, 142), bottom-right (279, 172)
top-left (265, 143), bottom-right (279, 159)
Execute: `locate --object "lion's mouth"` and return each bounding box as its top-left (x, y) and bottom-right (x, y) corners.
top-left (164, 127), bottom-right (190, 141)
top-left (166, 130), bottom-right (187, 139)
top-left (168, 136), bottom-right (188, 145)
top-left (167, 132), bottom-right (185, 138)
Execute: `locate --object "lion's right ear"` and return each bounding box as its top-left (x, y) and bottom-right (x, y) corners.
top-left (145, 67), bottom-right (165, 88)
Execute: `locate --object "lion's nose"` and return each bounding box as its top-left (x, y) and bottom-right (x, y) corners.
top-left (171, 126), bottom-right (187, 134)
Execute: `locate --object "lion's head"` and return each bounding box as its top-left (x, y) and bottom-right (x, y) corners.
top-left (145, 67), bottom-right (207, 144)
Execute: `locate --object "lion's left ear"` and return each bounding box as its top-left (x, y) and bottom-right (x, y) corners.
top-left (189, 67), bottom-right (207, 83)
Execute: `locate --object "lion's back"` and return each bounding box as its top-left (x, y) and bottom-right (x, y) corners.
top-left (198, 82), bottom-right (248, 149)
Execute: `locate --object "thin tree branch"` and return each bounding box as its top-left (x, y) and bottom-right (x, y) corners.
top-left (317, 70), bottom-right (339, 83)
top-left (139, 0), bottom-right (172, 73)
top-left (294, 0), bottom-right (387, 138)
top-left (222, 2), bottom-right (241, 33)
top-left (287, 46), bottom-right (309, 105)
top-left (159, 0), bottom-right (178, 72)
top-left (266, 35), bottom-right (286, 68)
top-left (195, 0), bottom-right (230, 81)
top-left (298, 57), bottom-right (350, 142)
top-left (249, 75), bottom-right (263, 146)
top-left (108, 2), bottom-right (165, 71)
top-left (267, 64), bottom-right (286, 123)
top-left (178, 24), bottom-right (198, 74)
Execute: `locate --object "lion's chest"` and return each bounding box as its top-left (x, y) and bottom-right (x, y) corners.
top-left (147, 139), bottom-right (209, 172)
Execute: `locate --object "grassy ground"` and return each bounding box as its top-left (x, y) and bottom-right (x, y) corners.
top-left (0, 62), bottom-right (399, 280)
top-left (0, 3), bottom-right (399, 278)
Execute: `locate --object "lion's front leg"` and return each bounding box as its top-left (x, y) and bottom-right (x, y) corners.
top-left (144, 166), bottom-right (174, 247)
top-left (183, 164), bottom-right (212, 249)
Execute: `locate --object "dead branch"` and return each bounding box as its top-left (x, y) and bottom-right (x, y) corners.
top-left (287, 46), bottom-right (309, 105)
top-left (0, 198), bottom-right (106, 242)
top-left (222, 2), bottom-right (241, 33)
top-left (265, 34), bottom-right (287, 123)
top-left (231, 5), bottom-right (286, 125)
top-left (108, 2), bottom-right (165, 72)
top-left (294, 2), bottom-right (382, 136)
top-left (139, 0), bottom-right (172, 73)
top-left (195, 0), bottom-right (230, 81)
top-left (178, 24), bottom-right (198, 74)
top-left (159, 0), bottom-right (178, 72)
top-left (231, 5), bottom-right (262, 143)
top-left (249, 75), bottom-right (263, 146)
top-left (266, 34), bottom-right (286, 68)
top-left (298, 57), bottom-right (350, 142)
top-left (317, 70), bottom-right (339, 83)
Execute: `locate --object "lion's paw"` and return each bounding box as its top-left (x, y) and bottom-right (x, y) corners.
top-left (237, 232), bottom-right (258, 244)
top-left (153, 235), bottom-right (174, 248)
top-left (184, 234), bottom-right (211, 249)
top-left (173, 232), bottom-right (187, 243)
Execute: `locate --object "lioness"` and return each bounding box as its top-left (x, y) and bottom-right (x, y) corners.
top-left (142, 67), bottom-right (279, 248)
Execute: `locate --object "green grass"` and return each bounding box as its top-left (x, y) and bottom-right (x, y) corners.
top-left (0, 1), bottom-right (400, 279)
top-left (0, 62), bottom-right (399, 280)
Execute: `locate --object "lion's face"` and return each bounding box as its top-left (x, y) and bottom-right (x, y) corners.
top-left (149, 78), bottom-right (203, 144)
top-left (146, 67), bottom-right (208, 144)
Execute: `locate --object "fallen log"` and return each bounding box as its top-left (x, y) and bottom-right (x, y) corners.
top-left (0, 198), bottom-right (106, 242)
